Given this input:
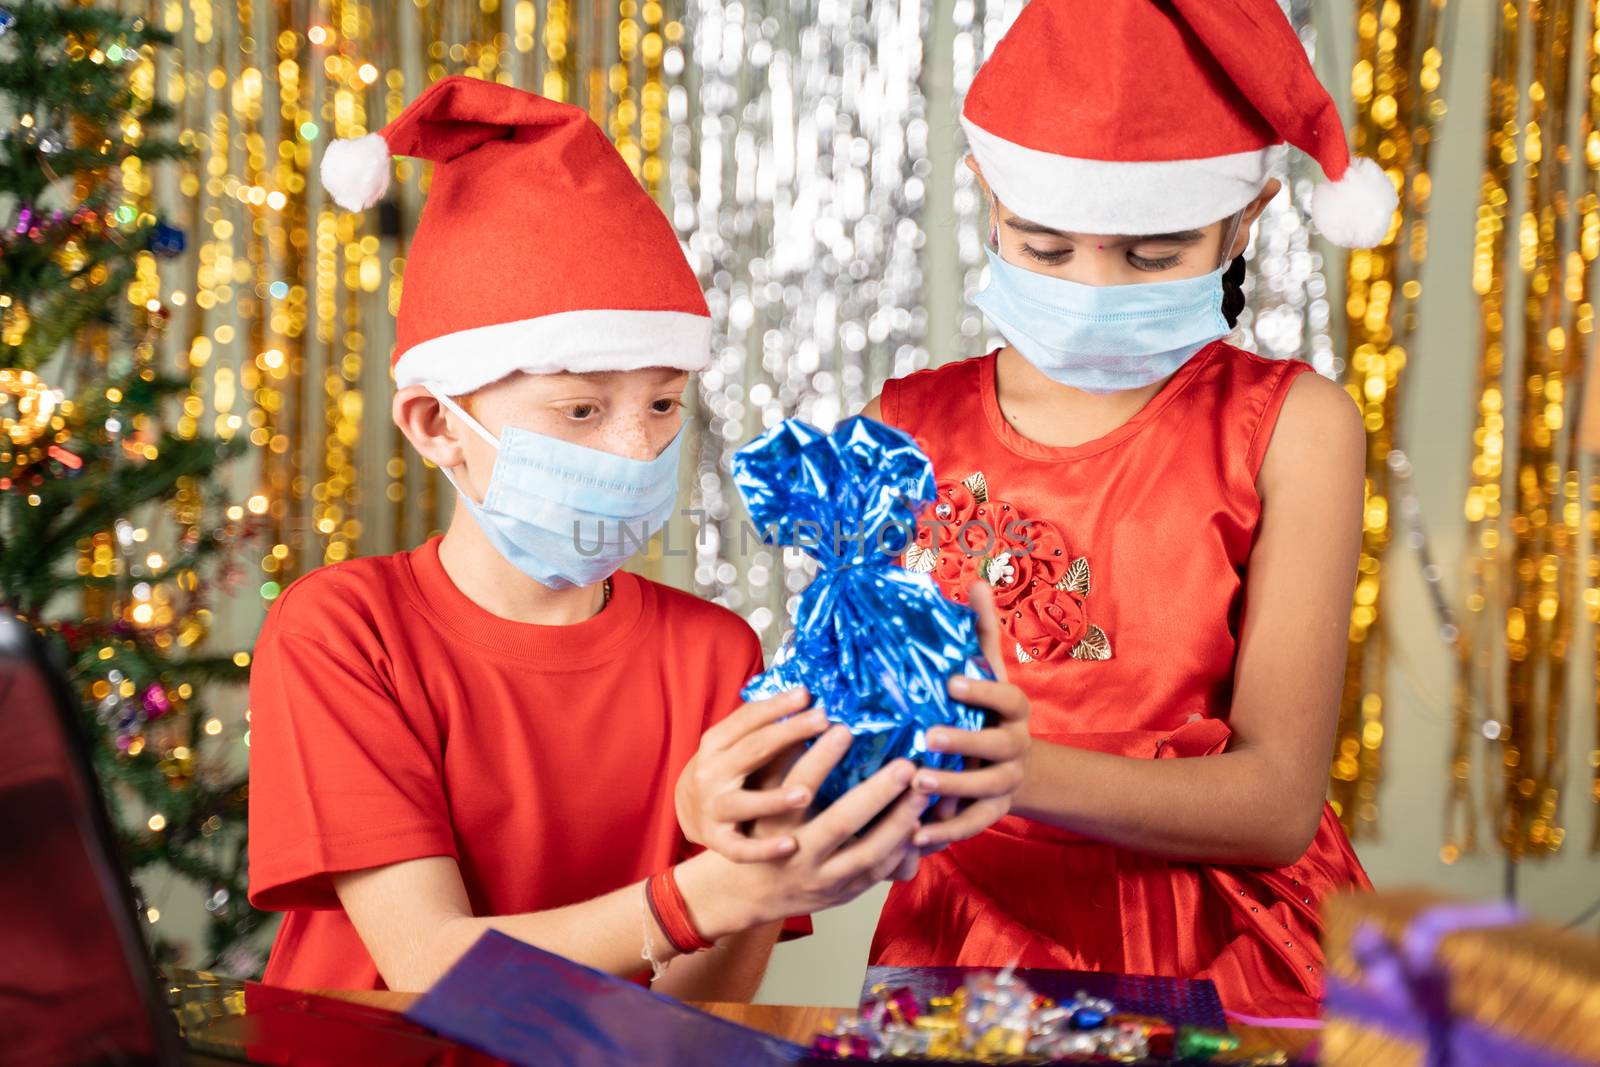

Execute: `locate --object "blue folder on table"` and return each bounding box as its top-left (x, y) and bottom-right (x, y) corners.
top-left (405, 931), bottom-right (810, 1067)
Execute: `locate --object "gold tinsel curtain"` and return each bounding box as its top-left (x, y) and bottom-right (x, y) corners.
top-left (1324, 0), bottom-right (1600, 857)
top-left (1331, 0), bottom-right (1600, 860)
top-left (123, 0), bottom-right (676, 623)
top-left (1449, 0), bottom-right (1600, 861)
top-left (1331, 0), bottom-right (1453, 839)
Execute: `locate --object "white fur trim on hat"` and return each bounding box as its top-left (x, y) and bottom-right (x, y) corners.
top-left (393, 309), bottom-right (713, 395)
top-left (962, 114), bottom-right (1283, 235)
top-left (1310, 156), bottom-right (1397, 248)
top-left (320, 133), bottom-right (392, 212)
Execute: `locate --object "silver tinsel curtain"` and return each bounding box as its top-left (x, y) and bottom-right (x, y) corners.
top-left (664, 0), bottom-right (933, 633)
top-left (670, 0), bottom-right (1330, 644)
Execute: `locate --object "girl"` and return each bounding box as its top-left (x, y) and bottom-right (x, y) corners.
top-left (691, 0), bottom-right (1388, 1021)
top-left (860, 0), bottom-right (1390, 1021)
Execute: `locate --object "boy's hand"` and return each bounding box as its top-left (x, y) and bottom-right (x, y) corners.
top-left (749, 721), bottom-right (927, 884)
top-left (676, 687), bottom-right (830, 862)
top-left (906, 580), bottom-right (1032, 850)
top-left (774, 723), bottom-right (928, 884)
top-left (679, 748), bottom-right (929, 939)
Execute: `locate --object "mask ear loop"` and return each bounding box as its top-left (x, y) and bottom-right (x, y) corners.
top-left (423, 383), bottom-right (499, 503)
top-left (426, 384), bottom-right (501, 449)
top-left (1218, 208), bottom-right (1246, 271)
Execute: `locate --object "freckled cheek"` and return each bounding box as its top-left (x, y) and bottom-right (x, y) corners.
top-left (648, 409), bottom-right (688, 459)
top-left (597, 414), bottom-right (673, 461)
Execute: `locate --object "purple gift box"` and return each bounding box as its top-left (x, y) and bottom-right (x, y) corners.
top-left (1322, 888), bottom-right (1600, 1067)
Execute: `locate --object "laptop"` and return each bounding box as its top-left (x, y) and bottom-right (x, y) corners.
top-left (0, 613), bottom-right (494, 1066)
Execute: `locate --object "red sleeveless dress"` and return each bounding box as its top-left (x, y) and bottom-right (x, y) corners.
top-left (869, 342), bottom-right (1371, 1020)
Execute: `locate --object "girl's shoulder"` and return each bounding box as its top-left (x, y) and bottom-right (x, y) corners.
top-left (879, 350), bottom-right (995, 427)
top-left (1200, 340), bottom-right (1313, 393)
top-left (1196, 343), bottom-right (1360, 486)
top-left (1253, 358), bottom-right (1364, 480)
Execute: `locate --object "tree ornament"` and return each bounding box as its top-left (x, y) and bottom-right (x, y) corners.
top-left (1, 300), bottom-right (28, 346)
top-left (141, 683), bottom-right (171, 719)
top-left (55, 239), bottom-right (87, 273)
top-left (148, 220), bottom-right (186, 258)
top-left (0, 368), bottom-right (58, 447)
top-left (204, 885), bottom-right (230, 913)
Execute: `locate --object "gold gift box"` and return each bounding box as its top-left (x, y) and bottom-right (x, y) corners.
top-left (1321, 888), bottom-right (1600, 1067)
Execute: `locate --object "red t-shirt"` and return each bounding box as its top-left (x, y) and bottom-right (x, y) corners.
top-left (247, 537), bottom-right (765, 990)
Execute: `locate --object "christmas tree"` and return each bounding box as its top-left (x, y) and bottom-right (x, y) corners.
top-left (0, 1), bottom-right (266, 973)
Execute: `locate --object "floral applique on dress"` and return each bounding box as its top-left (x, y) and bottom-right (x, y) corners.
top-left (904, 471), bottom-right (1111, 664)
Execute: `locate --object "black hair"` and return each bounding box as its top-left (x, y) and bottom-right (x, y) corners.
top-left (1220, 253), bottom-right (1247, 330)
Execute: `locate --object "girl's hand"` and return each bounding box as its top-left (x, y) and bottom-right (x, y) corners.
top-left (907, 580), bottom-right (1032, 851)
top-left (675, 687), bottom-right (830, 862)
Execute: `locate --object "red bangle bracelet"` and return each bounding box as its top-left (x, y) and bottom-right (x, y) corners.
top-left (647, 867), bottom-right (714, 954)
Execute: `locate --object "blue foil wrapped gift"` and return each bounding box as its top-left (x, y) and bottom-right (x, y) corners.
top-left (734, 414), bottom-right (994, 809)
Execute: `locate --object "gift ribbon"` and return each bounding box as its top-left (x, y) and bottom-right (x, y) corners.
top-left (1324, 901), bottom-right (1589, 1067)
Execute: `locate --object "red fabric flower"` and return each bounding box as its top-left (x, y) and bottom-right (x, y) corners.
top-left (908, 472), bottom-right (1105, 662)
top-left (917, 482), bottom-right (980, 551)
top-left (933, 543), bottom-right (982, 597)
top-left (919, 482), bottom-right (1070, 602)
top-left (986, 511), bottom-right (1069, 609)
top-left (916, 481), bottom-right (984, 598)
top-left (1009, 586), bottom-right (1090, 660)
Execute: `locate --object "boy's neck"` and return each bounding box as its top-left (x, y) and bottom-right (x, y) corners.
top-left (435, 504), bottom-right (609, 625)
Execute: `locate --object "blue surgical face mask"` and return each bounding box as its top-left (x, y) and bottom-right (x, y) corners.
top-left (972, 212), bottom-right (1242, 394)
top-left (428, 386), bottom-right (685, 590)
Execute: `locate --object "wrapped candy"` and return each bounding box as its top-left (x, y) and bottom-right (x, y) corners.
top-left (734, 415), bottom-right (994, 808)
top-left (810, 969), bottom-right (1284, 1064)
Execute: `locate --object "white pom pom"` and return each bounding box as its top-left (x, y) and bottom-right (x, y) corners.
top-left (1310, 156), bottom-right (1398, 248)
top-left (320, 133), bottom-right (391, 212)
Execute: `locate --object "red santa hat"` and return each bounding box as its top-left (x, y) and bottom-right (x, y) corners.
top-left (961, 0), bottom-right (1398, 248)
top-left (318, 76), bottom-right (710, 396)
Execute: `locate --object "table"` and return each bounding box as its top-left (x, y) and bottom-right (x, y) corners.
top-left (167, 968), bottom-right (1317, 1063)
top-left (312, 985), bottom-right (1318, 1061)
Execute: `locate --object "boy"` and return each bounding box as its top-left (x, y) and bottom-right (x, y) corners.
top-left (246, 77), bottom-right (936, 995)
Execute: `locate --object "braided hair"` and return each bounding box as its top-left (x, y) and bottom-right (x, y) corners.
top-left (1220, 252), bottom-right (1247, 330)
